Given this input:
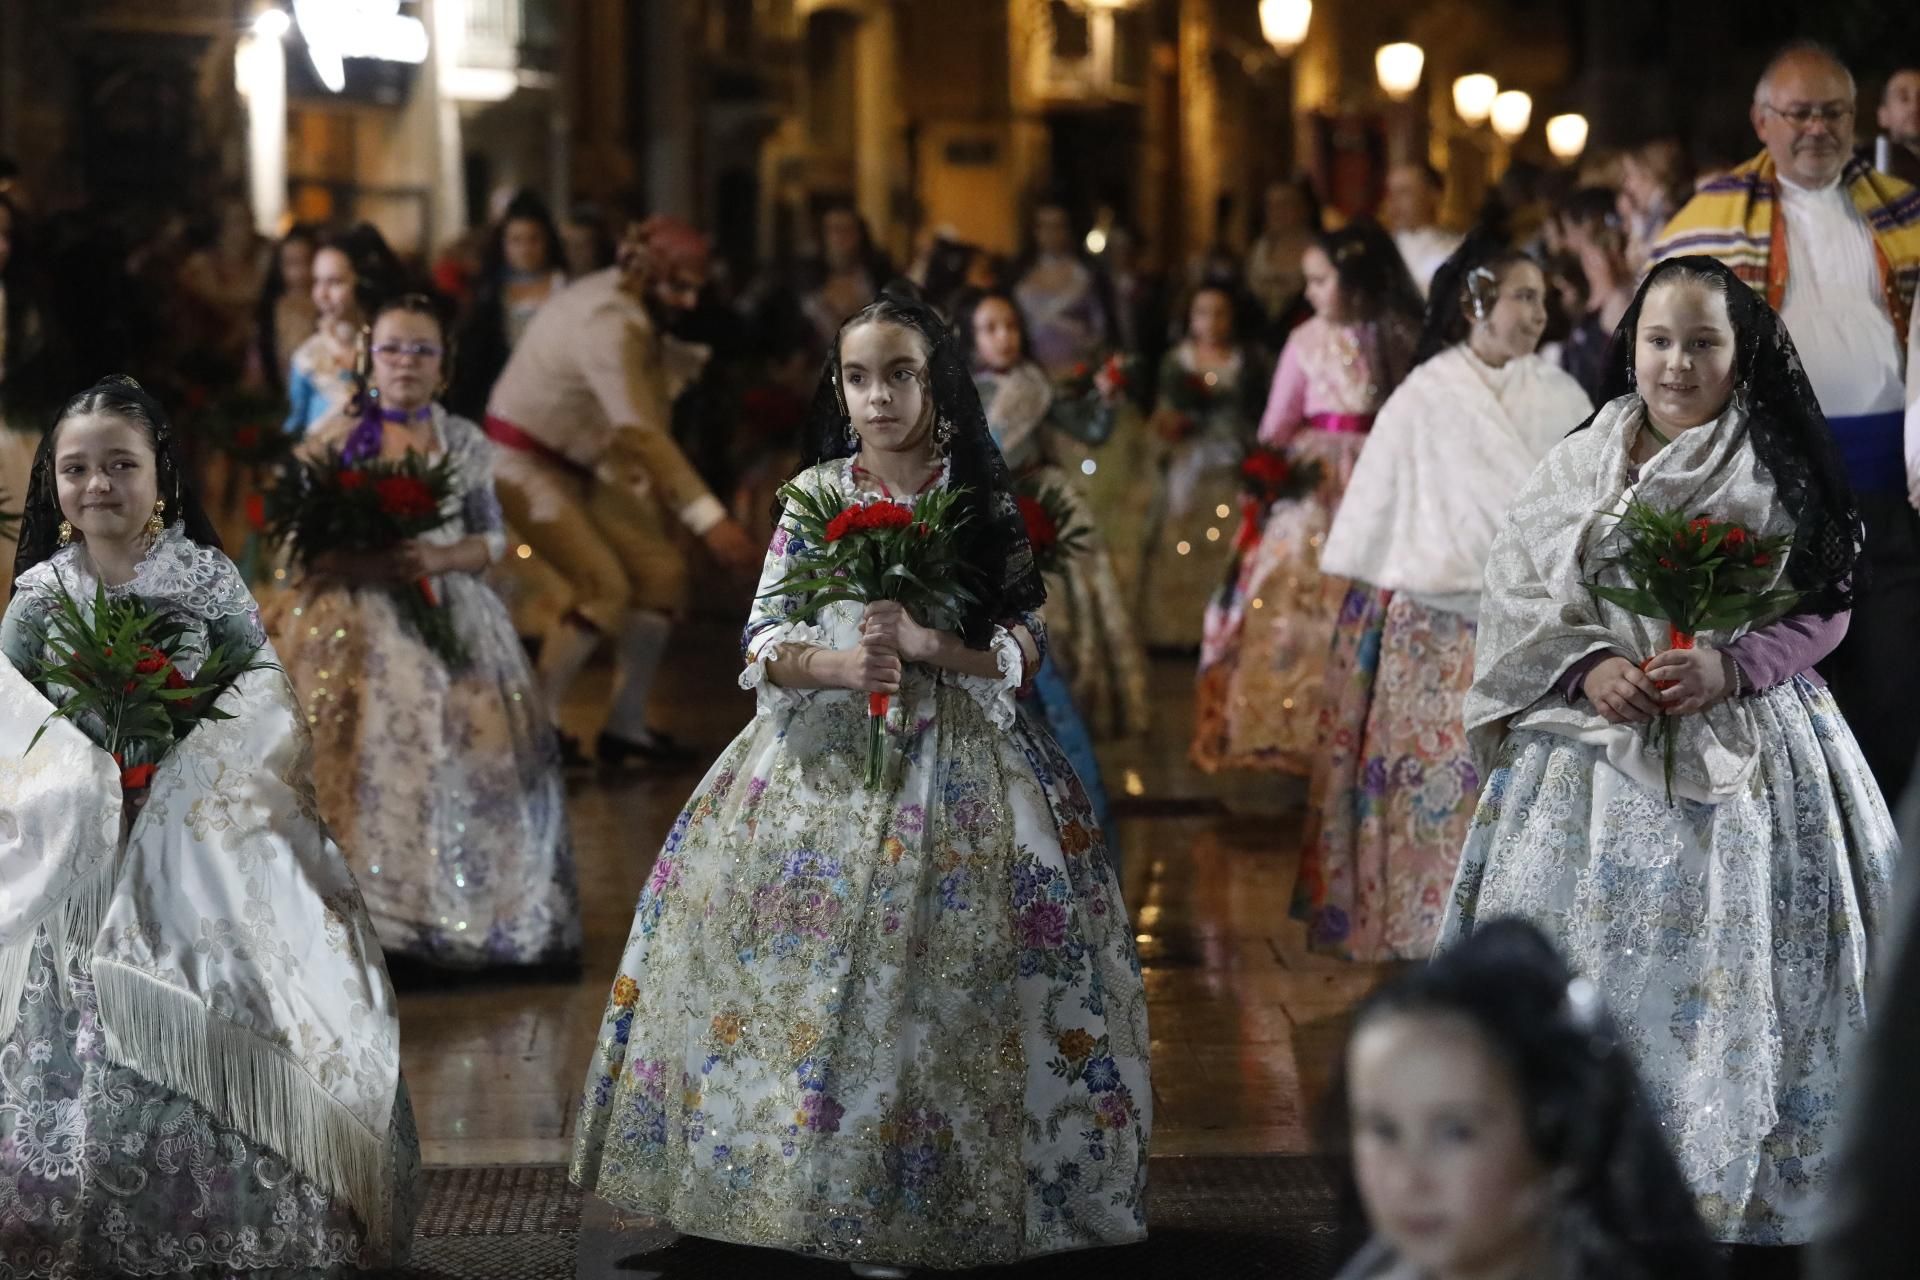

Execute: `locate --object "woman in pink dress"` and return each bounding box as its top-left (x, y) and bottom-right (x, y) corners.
top-left (1191, 222), bottom-right (1419, 774)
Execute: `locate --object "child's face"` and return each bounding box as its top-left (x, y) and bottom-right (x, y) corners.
top-left (839, 320), bottom-right (933, 456)
top-left (1470, 261), bottom-right (1549, 364)
top-left (1188, 290), bottom-right (1232, 345)
top-left (971, 297), bottom-right (1024, 371)
top-left (55, 411), bottom-right (161, 547)
top-left (1302, 246), bottom-right (1341, 321)
top-left (1348, 1012), bottom-right (1549, 1277)
top-left (311, 247), bottom-right (357, 322)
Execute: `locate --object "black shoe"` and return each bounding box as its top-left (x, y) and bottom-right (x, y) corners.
top-left (596, 728), bottom-right (697, 769)
top-left (556, 731), bottom-right (594, 770)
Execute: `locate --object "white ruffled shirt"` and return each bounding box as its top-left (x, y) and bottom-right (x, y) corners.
top-left (1775, 173), bottom-right (1905, 419)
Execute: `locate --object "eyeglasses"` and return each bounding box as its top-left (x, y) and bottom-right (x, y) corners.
top-left (1761, 101), bottom-right (1854, 129)
top-left (371, 341), bottom-right (443, 360)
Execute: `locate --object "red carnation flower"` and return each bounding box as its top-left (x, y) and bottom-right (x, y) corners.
top-left (1723, 526), bottom-right (1748, 550)
top-left (375, 475), bottom-right (438, 519)
top-left (338, 470), bottom-right (368, 492)
top-left (859, 502), bottom-right (914, 533)
top-left (825, 508), bottom-right (860, 542)
top-left (120, 763), bottom-right (157, 790)
top-left (1016, 495), bottom-right (1059, 551)
top-left (1241, 451), bottom-right (1291, 489)
top-left (1752, 553), bottom-right (1770, 566)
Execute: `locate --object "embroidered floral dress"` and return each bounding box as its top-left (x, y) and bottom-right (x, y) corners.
top-left (1294, 347), bottom-right (1592, 959)
top-left (1439, 396), bottom-right (1896, 1244)
top-left (976, 362), bottom-right (1151, 744)
top-left (0, 529), bottom-right (420, 1277)
top-left (273, 408), bottom-right (581, 968)
top-left (1191, 317), bottom-right (1390, 773)
top-left (1135, 342), bottom-right (1263, 650)
top-left (570, 456), bottom-right (1151, 1270)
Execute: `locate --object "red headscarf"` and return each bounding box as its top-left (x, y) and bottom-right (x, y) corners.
top-left (636, 215), bottom-right (711, 275)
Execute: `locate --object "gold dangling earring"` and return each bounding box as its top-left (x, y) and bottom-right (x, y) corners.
top-left (145, 499), bottom-right (166, 540)
top-left (58, 520), bottom-right (74, 546)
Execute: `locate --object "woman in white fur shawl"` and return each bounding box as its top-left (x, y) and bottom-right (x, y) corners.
top-left (1438, 257), bottom-right (1894, 1254)
top-left (1294, 239), bottom-right (1591, 961)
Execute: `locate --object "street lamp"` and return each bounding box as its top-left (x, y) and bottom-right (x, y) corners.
top-left (1545, 113), bottom-right (1589, 162)
top-left (1259, 0), bottom-right (1312, 57)
top-left (1452, 74), bottom-right (1497, 127)
top-left (1374, 42), bottom-right (1425, 102)
top-left (1490, 90), bottom-right (1533, 142)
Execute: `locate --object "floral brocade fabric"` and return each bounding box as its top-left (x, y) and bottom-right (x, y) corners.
top-left (570, 467), bottom-right (1151, 1269)
top-left (1439, 678), bottom-right (1893, 1244)
top-left (1294, 589), bottom-right (1480, 961)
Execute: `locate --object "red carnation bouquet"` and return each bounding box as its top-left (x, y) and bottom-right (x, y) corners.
top-left (1057, 352), bottom-right (1139, 405)
top-left (26, 581), bottom-right (274, 794)
top-left (761, 482), bottom-right (977, 787)
top-left (1155, 367), bottom-right (1224, 442)
top-left (1233, 445), bottom-right (1324, 550)
top-left (196, 388), bottom-right (293, 468)
top-left (260, 448), bottom-right (468, 668)
top-left (1585, 497), bottom-right (1799, 800)
top-left (1013, 480), bottom-right (1090, 578)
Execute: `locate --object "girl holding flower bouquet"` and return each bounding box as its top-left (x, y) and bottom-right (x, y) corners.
top-left (570, 284), bottom-right (1150, 1274)
top-left (274, 293), bottom-right (581, 971)
top-left (1135, 283), bottom-right (1268, 649)
top-left (962, 288), bottom-right (1150, 746)
top-left (0, 375), bottom-right (419, 1272)
top-left (1439, 257), bottom-right (1895, 1254)
top-left (1191, 221), bottom-right (1421, 773)
top-left (1293, 237), bottom-right (1591, 961)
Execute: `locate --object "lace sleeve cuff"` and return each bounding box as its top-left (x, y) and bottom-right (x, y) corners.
top-left (739, 619), bottom-right (827, 715)
top-left (951, 626), bottom-right (1024, 730)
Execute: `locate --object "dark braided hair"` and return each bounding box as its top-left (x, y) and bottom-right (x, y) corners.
top-left (1579, 255), bottom-right (1860, 615)
top-left (795, 280), bottom-right (1046, 647)
top-left (1325, 919), bottom-right (1722, 1280)
top-left (11, 375), bottom-right (224, 589)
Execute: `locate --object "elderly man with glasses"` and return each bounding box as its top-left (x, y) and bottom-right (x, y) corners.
top-left (1649, 41), bottom-right (1920, 803)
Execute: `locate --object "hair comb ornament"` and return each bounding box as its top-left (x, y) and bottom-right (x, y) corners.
top-left (1466, 265), bottom-right (1500, 320)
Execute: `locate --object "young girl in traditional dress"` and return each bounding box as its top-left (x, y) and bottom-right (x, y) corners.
top-left (1012, 200), bottom-right (1111, 377)
top-left (1191, 222), bottom-right (1420, 773)
top-left (1294, 239), bottom-right (1591, 960)
top-left (1332, 919), bottom-right (1719, 1280)
top-left (1440, 257), bottom-right (1894, 1260)
top-left (1135, 283), bottom-right (1267, 650)
top-left (963, 287), bottom-right (1150, 746)
top-left (284, 224), bottom-right (402, 437)
top-left (0, 376), bottom-right (418, 1273)
top-left (276, 293), bottom-right (581, 971)
top-left (570, 286), bottom-right (1150, 1275)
